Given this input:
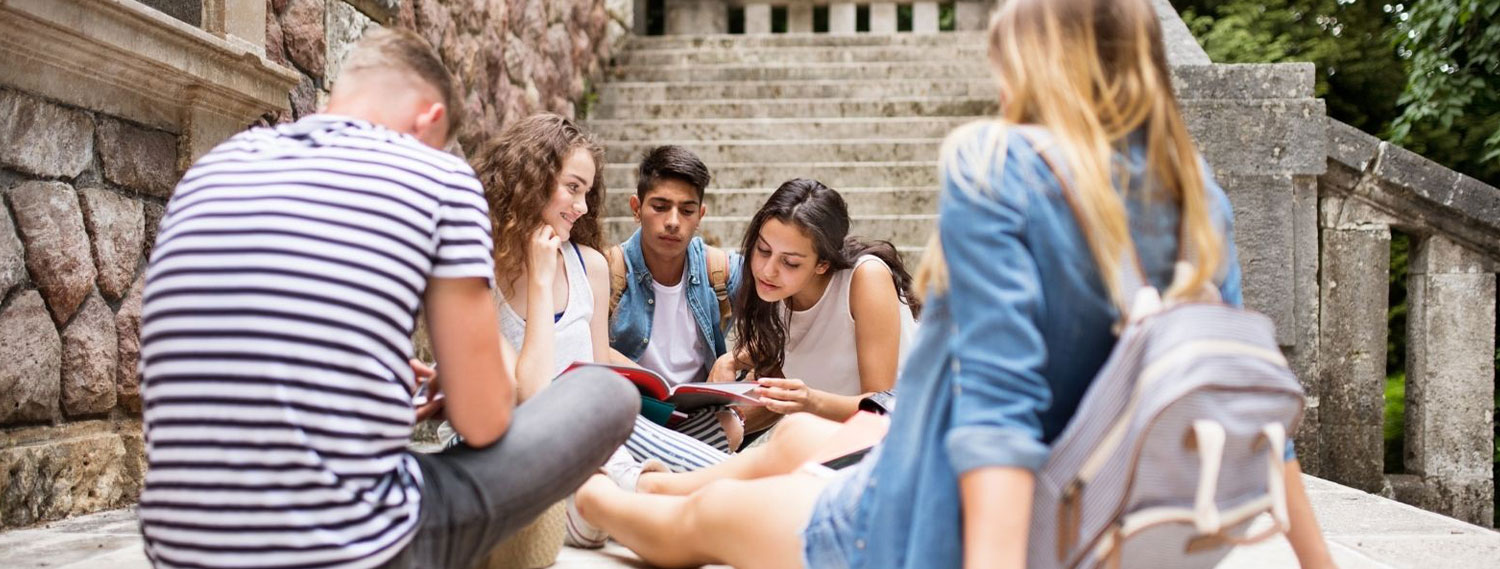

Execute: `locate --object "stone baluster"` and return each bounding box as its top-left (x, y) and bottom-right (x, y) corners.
top-left (1317, 218), bottom-right (1391, 494)
top-left (869, 2), bottom-right (897, 34)
top-left (1401, 235), bottom-right (1496, 526)
top-left (201, 0), bottom-right (267, 56)
top-left (829, 2), bottom-right (857, 34)
top-left (955, 1), bottom-right (990, 31)
top-left (744, 3), bottom-right (771, 35)
top-left (913, 1), bottom-right (939, 33)
top-left (788, 3), bottom-right (813, 33)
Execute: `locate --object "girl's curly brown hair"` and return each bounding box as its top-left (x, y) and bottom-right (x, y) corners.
top-left (469, 113), bottom-right (607, 294)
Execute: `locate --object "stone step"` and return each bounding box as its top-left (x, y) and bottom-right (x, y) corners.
top-left (603, 214), bottom-right (937, 251)
top-left (598, 79), bottom-right (996, 103)
top-left (607, 61), bottom-right (988, 82)
top-left (602, 186), bottom-right (939, 218)
top-left (604, 161), bottom-right (938, 190)
top-left (587, 116), bottom-right (983, 141)
top-left (618, 44), bottom-right (986, 66)
top-left (625, 31), bottom-right (987, 51)
top-left (603, 139), bottom-right (943, 164)
top-left (592, 96), bottom-right (994, 120)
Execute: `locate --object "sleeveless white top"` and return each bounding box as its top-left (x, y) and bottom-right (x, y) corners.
top-left (498, 242), bottom-right (596, 374)
top-left (781, 255), bottom-right (916, 396)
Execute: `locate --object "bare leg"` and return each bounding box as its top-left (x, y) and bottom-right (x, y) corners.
top-left (637, 413), bottom-right (844, 495)
top-left (576, 472), bottom-right (826, 569)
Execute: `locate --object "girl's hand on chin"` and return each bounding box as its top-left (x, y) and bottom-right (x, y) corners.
top-left (528, 224), bottom-right (561, 288)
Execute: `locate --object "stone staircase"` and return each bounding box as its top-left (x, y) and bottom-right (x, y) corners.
top-left (588, 32), bottom-right (996, 258)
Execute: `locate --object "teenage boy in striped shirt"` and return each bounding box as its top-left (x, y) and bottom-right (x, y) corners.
top-left (137, 28), bottom-right (637, 569)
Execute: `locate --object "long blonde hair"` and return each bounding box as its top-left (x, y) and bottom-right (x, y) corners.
top-left (915, 0), bottom-right (1223, 311)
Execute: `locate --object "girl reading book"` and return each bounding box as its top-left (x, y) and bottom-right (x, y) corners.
top-left (709, 178), bottom-right (920, 433)
top-left (571, 1), bottom-right (1339, 568)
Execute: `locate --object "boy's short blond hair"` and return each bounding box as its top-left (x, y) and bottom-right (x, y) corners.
top-left (340, 28), bottom-right (464, 140)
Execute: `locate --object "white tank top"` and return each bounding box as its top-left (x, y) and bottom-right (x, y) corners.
top-left (781, 255), bottom-right (915, 396)
top-left (497, 242), bottom-right (596, 374)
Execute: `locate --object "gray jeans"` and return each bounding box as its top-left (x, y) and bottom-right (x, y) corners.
top-left (377, 368), bottom-right (638, 569)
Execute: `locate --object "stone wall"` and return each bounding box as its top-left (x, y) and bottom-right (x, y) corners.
top-left (262, 0), bottom-right (633, 153)
top-left (0, 87), bottom-right (171, 528)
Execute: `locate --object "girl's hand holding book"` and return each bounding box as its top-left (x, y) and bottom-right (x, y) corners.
top-left (755, 377), bottom-right (818, 415)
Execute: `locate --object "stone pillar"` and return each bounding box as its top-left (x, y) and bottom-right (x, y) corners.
top-left (1317, 222), bottom-right (1391, 494)
top-left (665, 0), bottom-right (727, 35)
top-left (634, 0), bottom-right (650, 34)
top-left (829, 2), bottom-right (856, 34)
top-left (744, 3), bottom-right (771, 35)
top-left (955, 1), bottom-right (990, 31)
top-left (1403, 235), bottom-right (1496, 526)
top-left (787, 3), bottom-right (813, 33)
top-left (913, 1), bottom-right (939, 33)
top-left (869, 3), bottom-right (897, 34)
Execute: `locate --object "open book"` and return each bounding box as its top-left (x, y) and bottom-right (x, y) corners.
top-left (563, 362), bottom-right (764, 414)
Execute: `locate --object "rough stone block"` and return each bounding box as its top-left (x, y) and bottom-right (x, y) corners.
top-left (280, 0), bottom-right (327, 79)
top-left (0, 432), bottom-right (129, 527)
top-left (96, 118), bottom-right (178, 199)
top-left (0, 89), bottom-right (94, 179)
top-left (869, 2), bottom-right (897, 34)
top-left (8, 181), bottom-right (96, 325)
top-left (62, 294), bottom-right (118, 418)
top-left (142, 201), bottom-right (165, 262)
top-left (1153, 0), bottom-right (1210, 65)
top-left (1317, 225), bottom-right (1391, 492)
top-left (0, 291), bottom-right (62, 425)
top-left (76, 188), bottom-right (143, 303)
top-left (115, 275), bottom-right (145, 414)
top-left (326, 0), bottom-right (377, 86)
top-left (0, 206), bottom-right (24, 299)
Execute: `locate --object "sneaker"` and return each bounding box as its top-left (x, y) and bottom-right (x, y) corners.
top-left (563, 492), bottom-right (608, 549)
top-left (601, 447), bottom-right (672, 492)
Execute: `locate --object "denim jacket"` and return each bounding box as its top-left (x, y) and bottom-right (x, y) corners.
top-left (847, 124), bottom-right (1244, 569)
top-left (608, 229), bottom-right (743, 377)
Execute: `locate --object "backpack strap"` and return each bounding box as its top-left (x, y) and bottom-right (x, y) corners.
top-left (605, 244), bottom-right (627, 317)
top-left (705, 245), bottom-right (732, 333)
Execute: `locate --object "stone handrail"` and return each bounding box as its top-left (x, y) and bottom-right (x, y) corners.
top-left (1318, 118), bottom-right (1498, 526)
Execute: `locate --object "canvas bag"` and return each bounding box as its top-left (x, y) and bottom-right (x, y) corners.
top-left (1017, 129), bottom-right (1307, 569)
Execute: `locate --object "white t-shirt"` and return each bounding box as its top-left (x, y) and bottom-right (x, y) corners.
top-left (637, 276), bottom-right (708, 385)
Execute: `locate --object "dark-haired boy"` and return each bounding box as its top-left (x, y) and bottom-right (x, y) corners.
top-left (606, 145), bottom-right (745, 452)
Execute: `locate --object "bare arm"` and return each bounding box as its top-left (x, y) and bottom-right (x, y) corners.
top-left (424, 276), bottom-right (514, 447)
top-left (1284, 459), bottom-right (1338, 569)
top-left (582, 245), bottom-right (613, 364)
top-left (514, 226), bottom-right (561, 401)
top-left (960, 467), bottom-right (1033, 569)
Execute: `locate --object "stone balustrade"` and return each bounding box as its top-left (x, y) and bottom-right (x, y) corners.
top-left (660, 1), bottom-right (992, 35)
top-left (1315, 120), bottom-right (1499, 526)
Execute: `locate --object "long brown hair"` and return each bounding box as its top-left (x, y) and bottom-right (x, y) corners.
top-left (734, 179), bottom-right (920, 377)
top-left (470, 113), bottom-right (606, 294)
top-left (917, 0), bottom-right (1223, 309)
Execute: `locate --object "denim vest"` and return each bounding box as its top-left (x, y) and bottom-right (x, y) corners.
top-left (608, 229), bottom-right (743, 378)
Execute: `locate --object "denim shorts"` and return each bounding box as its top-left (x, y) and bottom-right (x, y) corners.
top-left (801, 448), bottom-right (879, 569)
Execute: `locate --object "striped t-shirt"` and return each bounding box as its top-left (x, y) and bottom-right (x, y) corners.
top-left (138, 115), bottom-right (494, 569)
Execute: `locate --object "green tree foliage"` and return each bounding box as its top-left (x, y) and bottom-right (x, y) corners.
top-left (1387, 1), bottom-right (1500, 185)
top-left (1174, 0), bottom-right (1406, 137)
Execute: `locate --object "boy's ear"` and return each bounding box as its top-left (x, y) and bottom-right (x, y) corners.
top-left (413, 101), bottom-right (448, 148)
top-left (629, 194), bottom-right (642, 221)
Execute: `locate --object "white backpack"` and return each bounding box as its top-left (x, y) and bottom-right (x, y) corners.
top-left (1012, 126), bottom-right (1306, 568)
